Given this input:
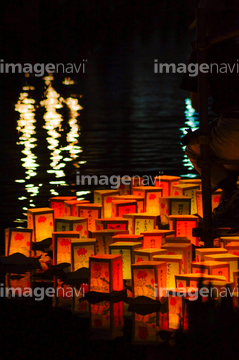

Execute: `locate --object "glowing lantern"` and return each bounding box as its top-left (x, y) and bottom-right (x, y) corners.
top-left (134, 249), bottom-right (168, 263)
top-left (95, 217), bottom-right (128, 231)
top-left (159, 196), bottom-right (191, 225)
top-left (90, 229), bottom-right (129, 254)
top-left (63, 200), bottom-right (90, 217)
top-left (49, 196), bottom-right (77, 217)
top-left (76, 203), bottom-right (102, 232)
top-left (27, 207), bottom-right (54, 242)
top-left (220, 236), bottom-right (239, 248)
top-left (71, 238), bottom-right (97, 271)
top-left (179, 178), bottom-right (202, 189)
top-left (168, 215), bottom-right (199, 246)
top-left (109, 242), bottom-right (142, 279)
top-left (132, 186), bottom-right (162, 215)
top-left (5, 228), bottom-right (32, 257)
top-left (115, 176), bottom-right (144, 195)
top-left (123, 213), bottom-right (157, 235)
top-left (162, 243), bottom-right (192, 274)
top-left (133, 312), bottom-right (160, 344)
top-left (191, 261), bottom-right (230, 281)
top-left (52, 231), bottom-right (80, 265)
top-left (225, 242), bottom-right (239, 255)
top-left (111, 200), bottom-right (137, 217)
top-left (94, 190), bottom-right (120, 218)
top-left (113, 195), bottom-right (145, 213)
top-left (54, 216), bottom-right (88, 238)
top-left (175, 273), bottom-right (227, 288)
top-left (153, 254), bottom-right (183, 288)
top-left (172, 184), bottom-right (200, 214)
top-left (140, 229), bottom-right (175, 249)
top-left (90, 301), bottom-right (124, 340)
top-left (132, 261), bottom-right (167, 300)
top-left (154, 175), bottom-right (181, 196)
top-left (112, 234), bottom-right (143, 243)
top-left (196, 189), bottom-right (222, 218)
top-left (89, 254), bottom-right (124, 293)
top-left (195, 247), bottom-right (228, 262)
top-left (204, 253), bottom-right (239, 282)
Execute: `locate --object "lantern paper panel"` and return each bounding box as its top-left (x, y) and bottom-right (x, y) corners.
top-left (162, 243), bottom-right (192, 274)
top-left (52, 231), bottom-right (80, 265)
top-left (175, 273), bottom-right (227, 288)
top-left (123, 213), bottom-right (157, 235)
top-left (134, 249), bottom-right (168, 263)
top-left (132, 261), bottom-right (167, 300)
top-left (172, 184), bottom-right (200, 215)
top-left (49, 196), bottom-right (77, 217)
top-left (159, 196), bottom-right (191, 225)
top-left (225, 242), bottom-right (239, 255)
top-left (95, 218), bottom-right (128, 231)
top-left (109, 242), bottom-right (142, 280)
top-left (191, 261), bottom-right (230, 281)
top-left (133, 313), bottom-right (160, 344)
top-left (204, 253), bottom-right (239, 282)
top-left (168, 215), bottom-right (199, 246)
top-left (153, 255), bottom-right (183, 289)
top-left (195, 248), bottom-right (228, 262)
top-left (113, 195), bottom-right (145, 213)
top-left (54, 216), bottom-right (88, 238)
top-left (140, 229), bottom-right (175, 249)
top-left (90, 229), bottom-right (129, 255)
top-left (94, 190), bottom-right (121, 218)
top-left (77, 204), bottom-right (102, 232)
top-left (71, 239), bottom-right (97, 271)
top-left (132, 186), bottom-right (162, 215)
top-left (89, 255), bottom-right (123, 293)
top-left (112, 234), bottom-right (143, 243)
top-left (220, 236), bottom-right (239, 248)
top-left (154, 175), bottom-right (181, 196)
top-left (179, 178), bottom-right (202, 189)
top-left (196, 190), bottom-right (222, 218)
top-left (115, 176), bottom-right (144, 195)
top-left (111, 200), bottom-right (137, 217)
top-left (63, 200), bottom-right (90, 217)
top-left (5, 228), bottom-right (32, 257)
top-left (27, 207), bottom-right (54, 243)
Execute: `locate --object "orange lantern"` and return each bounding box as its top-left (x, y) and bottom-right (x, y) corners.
top-left (109, 241), bottom-right (142, 279)
top-left (27, 207), bottom-right (54, 243)
top-left (175, 273), bottom-right (227, 288)
top-left (140, 229), bottom-right (175, 249)
top-left (95, 217), bottom-right (128, 231)
top-left (63, 200), bottom-right (90, 217)
top-left (90, 229), bottom-right (129, 255)
top-left (161, 236), bottom-right (191, 246)
top-left (154, 175), bottom-right (181, 196)
top-left (191, 261), bottom-right (230, 281)
top-left (172, 184), bottom-right (200, 214)
top-left (225, 242), bottom-right (239, 255)
top-left (113, 195), bottom-right (145, 213)
top-left (153, 254), bottom-right (183, 288)
top-left (94, 190), bottom-right (120, 218)
top-left (134, 248), bottom-right (168, 263)
top-left (54, 216), bottom-right (88, 238)
top-left (52, 231), bottom-right (80, 265)
top-left (71, 238), bottom-right (97, 271)
top-left (123, 213), bottom-right (157, 235)
top-left (168, 215), bottom-right (199, 246)
top-left (220, 236), bottom-right (239, 248)
top-left (114, 176), bottom-right (144, 195)
top-left (76, 203), bottom-right (102, 232)
top-left (159, 196), bottom-right (191, 224)
top-left (112, 234), bottom-right (143, 243)
top-left (132, 186), bottom-right (162, 215)
top-left (49, 196), bottom-right (77, 217)
top-left (162, 243), bottom-right (192, 274)
top-left (195, 247), bottom-right (228, 262)
top-left (133, 312), bottom-right (160, 344)
top-left (196, 189), bottom-right (222, 218)
top-left (204, 253), bottom-right (239, 282)
top-left (89, 254), bottom-right (124, 293)
top-left (5, 228), bottom-right (32, 257)
top-left (111, 200), bottom-right (137, 217)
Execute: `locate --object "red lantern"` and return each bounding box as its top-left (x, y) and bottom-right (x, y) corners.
top-left (154, 175), bottom-right (181, 196)
top-left (111, 200), bottom-right (137, 217)
top-left (140, 229), bottom-right (175, 249)
top-left (132, 186), bottom-right (162, 215)
top-left (113, 195), bottom-right (145, 213)
top-left (168, 215), bottom-right (199, 246)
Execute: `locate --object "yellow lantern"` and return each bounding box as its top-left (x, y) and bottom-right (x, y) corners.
top-left (159, 196), bottom-right (191, 225)
top-left (54, 216), bottom-right (88, 238)
top-left (154, 175), bottom-right (181, 196)
top-left (132, 186), bottom-right (162, 215)
top-left (113, 195), bottom-right (145, 213)
top-left (153, 254), bottom-right (183, 288)
top-left (76, 203), bottom-right (102, 232)
top-left (52, 231), bottom-right (80, 265)
top-left (191, 261), bottom-right (230, 281)
top-left (49, 196), bottom-right (77, 217)
top-left (90, 229), bottom-right (129, 255)
top-left (172, 184), bottom-right (200, 214)
top-left (63, 200), bottom-right (90, 217)
top-left (140, 229), bottom-right (175, 249)
top-left (134, 249), bottom-right (168, 263)
top-left (94, 190), bottom-right (120, 218)
top-left (168, 215), bottom-right (199, 246)
top-left (5, 228), bottom-right (32, 257)
top-left (195, 247), bottom-right (228, 262)
top-left (225, 242), bottom-right (239, 255)
top-left (123, 213), bottom-right (157, 235)
top-left (196, 189), bottom-right (222, 218)
top-left (111, 200), bottom-right (137, 217)
top-left (162, 243), bottom-right (192, 274)
top-left (220, 236), bottom-right (239, 248)
top-left (95, 217), bottom-right (128, 231)
top-left (71, 238), bottom-right (97, 271)
top-left (204, 253), bottom-right (239, 282)
top-left (27, 207), bottom-right (54, 243)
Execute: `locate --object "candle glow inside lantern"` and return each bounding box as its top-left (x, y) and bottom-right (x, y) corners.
top-left (52, 231), bottom-right (80, 265)
top-left (123, 213), bottom-right (157, 235)
top-left (191, 261), bottom-right (230, 281)
top-left (196, 190), bottom-right (222, 218)
top-left (49, 196), bottom-right (77, 217)
top-left (204, 253), bottom-right (239, 282)
top-left (168, 215), bottom-right (199, 246)
top-left (131, 261), bottom-right (167, 300)
top-left (63, 200), bottom-right (90, 217)
top-left (109, 242), bottom-right (142, 280)
top-left (71, 238), bottom-right (97, 271)
top-left (95, 217), bottom-right (128, 231)
top-left (76, 204), bottom-right (102, 232)
top-left (159, 196), bottom-right (191, 225)
top-left (172, 184), bottom-right (200, 215)
top-left (112, 234), bottom-right (143, 243)
top-left (195, 247), bottom-right (228, 262)
top-left (113, 195), bottom-right (145, 213)
top-left (54, 216), bottom-right (88, 238)
top-left (27, 207), bottom-right (54, 243)
top-left (162, 243), bottom-right (192, 274)
top-left (94, 190), bottom-right (120, 218)
top-left (154, 175), bottom-right (181, 196)
top-left (89, 254), bottom-right (124, 293)
top-left (5, 228), bottom-right (32, 257)
top-left (225, 242), bottom-right (239, 255)
top-left (111, 200), bottom-right (137, 217)
top-left (153, 254), bottom-right (183, 288)
top-left (175, 273), bottom-right (227, 288)
top-left (220, 236), bottom-right (239, 248)
top-left (90, 229), bottom-right (129, 254)
top-left (134, 248), bottom-right (168, 263)
top-left (140, 229), bottom-right (175, 249)
top-left (132, 186), bottom-right (162, 215)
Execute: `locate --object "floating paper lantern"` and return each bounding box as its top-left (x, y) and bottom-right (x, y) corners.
top-left (76, 204), bottom-right (102, 232)
top-left (134, 249), bottom-right (168, 263)
top-left (179, 178), bottom-right (202, 189)
top-left (115, 176), bottom-right (144, 195)
top-left (5, 228), bottom-right (32, 257)
top-left (196, 190), bottom-right (222, 218)
top-left (225, 242), bottom-right (239, 255)
top-left (191, 261), bottom-right (230, 281)
top-left (113, 195), bottom-right (145, 213)
top-left (90, 229), bottom-right (129, 255)
top-left (204, 253), bottom-right (239, 282)
top-left (133, 312), bottom-right (160, 344)
top-left (123, 213), bottom-right (157, 235)
top-left (220, 236), bottom-right (239, 248)
top-left (89, 254), bottom-right (124, 293)
top-left (131, 261), bottom-right (167, 300)
top-left (94, 190), bottom-right (120, 218)
top-left (111, 200), bottom-right (137, 217)
top-left (153, 254), bottom-right (183, 288)
top-left (195, 247), bottom-right (228, 262)
top-left (109, 242), bottom-right (142, 279)
top-left (54, 216), bottom-right (88, 238)
top-left (71, 238), bottom-right (97, 271)
top-left (63, 200), bottom-right (90, 217)
top-left (172, 184), bottom-right (200, 214)
top-left (52, 231), bottom-right (80, 265)
top-left (159, 196), bottom-right (191, 225)
top-left (168, 215), bottom-right (199, 246)
top-left (27, 207), bottom-right (54, 243)
top-left (175, 273), bottom-right (227, 288)
top-left (162, 243), bottom-right (192, 274)
top-left (154, 175), bottom-right (181, 196)
top-left (49, 196), bottom-right (77, 217)
top-left (95, 217), bottom-right (128, 231)
top-left (112, 234), bottom-right (143, 243)
top-left (140, 229), bottom-right (175, 249)
top-left (132, 186), bottom-right (162, 215)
